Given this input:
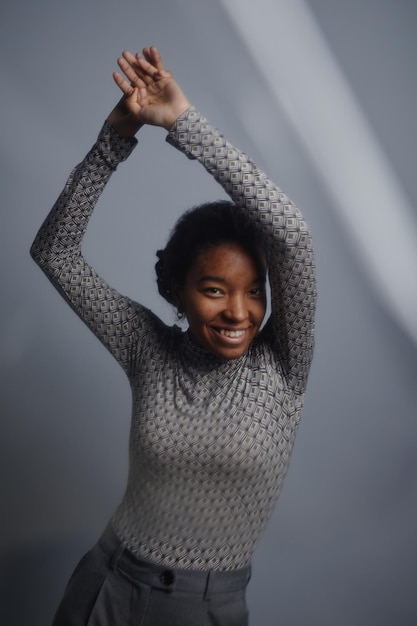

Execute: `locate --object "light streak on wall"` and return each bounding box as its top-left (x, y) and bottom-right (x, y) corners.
top-left (220, 0), bottom-right (417, 345)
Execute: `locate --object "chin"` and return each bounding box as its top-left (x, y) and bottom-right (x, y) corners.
top-left (213, 345), bottom-right (249, 360)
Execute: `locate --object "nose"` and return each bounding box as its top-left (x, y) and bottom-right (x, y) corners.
top-left (223, 293), bottom-right (247, 322)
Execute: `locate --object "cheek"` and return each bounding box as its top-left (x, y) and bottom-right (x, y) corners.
top-left (253, 299), bottom-right (267, 322)
top-left (184, 296), bottom-right (217, 325)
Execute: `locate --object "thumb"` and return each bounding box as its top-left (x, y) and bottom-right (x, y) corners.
top-left (125, 86), bottom-right (139, 104)
top-left (127, 86), bottom-right (148, 108)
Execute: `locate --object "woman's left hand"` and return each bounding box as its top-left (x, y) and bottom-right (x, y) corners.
top-left (107, 46), bottom-right (191, 138)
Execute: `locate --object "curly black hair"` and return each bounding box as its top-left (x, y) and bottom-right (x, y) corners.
top-left (155, 200), bottom-right (268, 307)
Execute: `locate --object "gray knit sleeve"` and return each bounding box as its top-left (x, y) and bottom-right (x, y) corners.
top-left (167, 107), bottom-right (317, 393)
top-left (30, 122), bottom-right (156, 376)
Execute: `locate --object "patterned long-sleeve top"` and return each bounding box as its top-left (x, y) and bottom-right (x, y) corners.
top-left (31, 107), bottom-right (316, 571)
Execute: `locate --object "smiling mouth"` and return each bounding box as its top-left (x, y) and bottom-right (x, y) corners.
top-left (218, 328), bottom-right (247, 338)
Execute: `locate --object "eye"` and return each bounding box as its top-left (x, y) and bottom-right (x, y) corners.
top-left (249, 287), bottom-right (264, 297)
top-left (203, 287), bottom-right (223, 296)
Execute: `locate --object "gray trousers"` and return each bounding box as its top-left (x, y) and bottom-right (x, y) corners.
top-left (52, 525), bottom-right (251, 626)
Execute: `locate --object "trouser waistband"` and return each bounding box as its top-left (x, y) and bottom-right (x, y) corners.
top-left (98, 524), bottom-right (251, 597)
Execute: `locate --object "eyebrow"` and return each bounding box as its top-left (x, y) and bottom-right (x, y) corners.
top-left (197, 275), bottom-right (266, 285)
top-left (198, 275), bottom-right (227, 284)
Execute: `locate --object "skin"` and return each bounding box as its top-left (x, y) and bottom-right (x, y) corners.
top-left (175, 243), bottom-right (267, 360)
top-left (107, 46), bottom-right (191, 138)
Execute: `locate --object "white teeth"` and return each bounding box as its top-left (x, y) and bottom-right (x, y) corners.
top-left (219, 329), bottom-right (245, 338)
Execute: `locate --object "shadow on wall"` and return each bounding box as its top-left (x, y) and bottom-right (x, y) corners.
top-left (0, 535), bottom-right (94, 626)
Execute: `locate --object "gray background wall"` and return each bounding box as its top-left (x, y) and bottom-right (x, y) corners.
top-left (1, 1), bottom-right (416, 624)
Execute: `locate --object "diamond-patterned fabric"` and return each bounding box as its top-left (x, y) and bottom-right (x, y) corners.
top-left (31, 108), bottom-right (316, 571)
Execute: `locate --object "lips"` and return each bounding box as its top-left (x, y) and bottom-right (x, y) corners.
top-left (213, 327), bottom-right (250, 345)
top-left (219, 328), bottom-right (246, 338)
top-left (201, 325), bottom-right (255, 358)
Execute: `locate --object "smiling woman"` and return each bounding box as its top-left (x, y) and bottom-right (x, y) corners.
top-left (30, 46), bottom-right (316, 626)
top-left (155, 199), bottom-right (268, 360)
top-left (177, 242), bottom-right (266, 359)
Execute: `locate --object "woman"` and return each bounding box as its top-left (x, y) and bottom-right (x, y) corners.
top-left (31, 46), bottom-right (316, 626)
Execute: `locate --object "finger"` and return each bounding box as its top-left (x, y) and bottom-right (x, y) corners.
top-left (117, 55), bottom-right (147, 88)
top-left (120, 50), bottom-right (147, 82)
top-left (112, 71), bottom-right (135, 96)
top-left (136, 52), bottom-right (161, 82)
top-left (149, 45), bottom-right (165, 72)
top-left (143, 46), bottom-right (170, 79)
top-left (142, 46), bottom-right (164, 73)
top-left (142, 47), bottom-right (152, 63)
top-left (122, 49), bottom-right (141, 69)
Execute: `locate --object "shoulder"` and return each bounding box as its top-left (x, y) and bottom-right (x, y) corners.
top-left (248, 328), bottom-right (290, 381)
top-left (134, 303), bottom-right (183, 351)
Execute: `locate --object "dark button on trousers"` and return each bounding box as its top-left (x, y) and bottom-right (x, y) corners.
top-left (51, 525), bottom-right (251, 626)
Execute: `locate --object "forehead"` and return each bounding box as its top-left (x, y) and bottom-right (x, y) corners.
top-left (189, 242), bottom-right (265, 280)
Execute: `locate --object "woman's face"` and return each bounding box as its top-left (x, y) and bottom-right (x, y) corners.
top-left (176, 242), bottom-right (267, 359)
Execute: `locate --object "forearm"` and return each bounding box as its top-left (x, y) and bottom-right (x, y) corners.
top-left (166, 107), bottom-right (309, 247)
top-left (30, 123), bottom-right (148, 374)
top-left (31, 122), bottom-right (137, 273)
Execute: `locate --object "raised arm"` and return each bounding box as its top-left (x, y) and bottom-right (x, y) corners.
top-left (30, 48), bottom-right (189, 376)
top-left (166, 108), bottom-right (316, 394)
top-left (114, 46), bottom-right (316, 393)
top-left (30, 123), bottom-right (149, 375)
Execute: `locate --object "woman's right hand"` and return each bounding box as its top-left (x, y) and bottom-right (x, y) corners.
top-left (107, 46), bottom-right (191, 138)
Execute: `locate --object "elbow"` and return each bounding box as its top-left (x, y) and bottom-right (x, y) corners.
top-left (30, 239), bottom-right (37, 260)
top-left (30, 232), bottom-right (54, 272)
top-left (30, 236), bottom-right (43, 267)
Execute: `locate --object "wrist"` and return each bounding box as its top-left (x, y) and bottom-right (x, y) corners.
top-left (106, 108), bottom-right (143, 138)
top-left (98, 121), bottom-right (138, 164)
top-left (108, 120), bottom-right (143, 139)
top-left (162, 101), bottom-right (192, 131)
